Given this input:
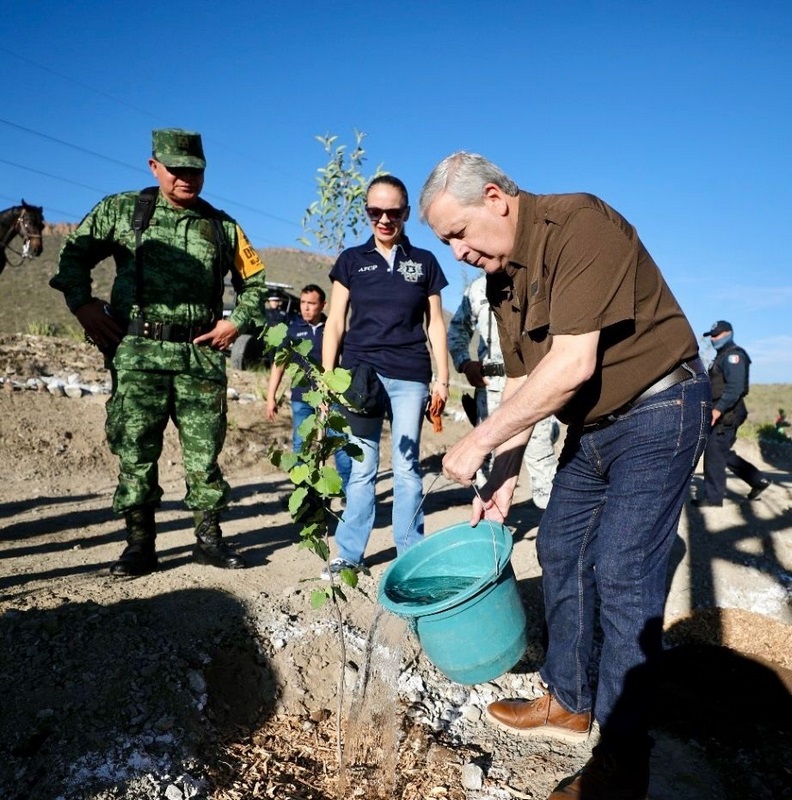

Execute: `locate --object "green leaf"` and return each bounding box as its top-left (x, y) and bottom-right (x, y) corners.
top-left (339, 568), bottom-right (359, 589)
top-left (264, 323), bottom-right (288, 347)
top-left (290, 464), bottom-right (311, 486)
top-left (288, 486), bottom-right (308, 515)
top-left (315, 465), bottom-right (343, 496)
top-left (296, 415), bottom-right (316, 442)
top-left (279, 452), bottom-right (299, 473)
top-left (324, 367), bottom-right (352, 393)
top-left (310, 589), bottom-right (329, 609)
top-left (343, 441), bottom-right (364, 461)
top-left (294, 339), bottom-right (313, 357)
top-left (302, 388), bottom-right (323, 407)
top-left (313, 539), bottom-right (330, 561)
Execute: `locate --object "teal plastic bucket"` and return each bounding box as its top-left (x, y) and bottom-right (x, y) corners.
top-left (377, 521), bottom-right (527, 685)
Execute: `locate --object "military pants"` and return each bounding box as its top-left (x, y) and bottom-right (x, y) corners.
top-left (106, 366), bottom-right (230, 514)
top-left (701, 421), bottom-right (764, 503)
top-left (477, 383), bottom-right (560, 508)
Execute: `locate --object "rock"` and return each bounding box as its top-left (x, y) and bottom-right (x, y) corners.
top-left (187, 670), bottom-right (206, 695)
top-left (463, 705), bottom-right (482, 723)
top-left (343, 662), bottom-right (359, 691)
top-left (461, 762), bottom-right (484, 790)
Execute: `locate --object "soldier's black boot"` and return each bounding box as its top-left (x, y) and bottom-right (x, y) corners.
top-left (193, 510), bottom-right (247, 569)
top-left (110, 507), bottom-right (157, 577)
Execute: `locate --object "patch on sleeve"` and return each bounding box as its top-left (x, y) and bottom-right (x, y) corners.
top-left (233, 225), bottom-right (265, 279)
top-left (728, 354), bottom-right (741, 364)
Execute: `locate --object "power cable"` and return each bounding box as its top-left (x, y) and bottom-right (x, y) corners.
top-left (0, 46), bottom-right (302, 181)
top-left (0, 118), bottom-right (146, 174)
top-left (0, 46), bottom-right (164, 123)
top-left (1, 116), bottom-right (301, 227)
top-left (0, 158), bottom-right (110, 195)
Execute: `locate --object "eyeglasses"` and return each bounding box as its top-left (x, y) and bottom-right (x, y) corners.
top-left (365, 206), bottom-right (407, 222)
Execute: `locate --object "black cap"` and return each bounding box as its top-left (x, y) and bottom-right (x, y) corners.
top-left (703, 320), bottom-right (733, 337)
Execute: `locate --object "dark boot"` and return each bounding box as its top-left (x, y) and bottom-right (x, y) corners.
top-left (110, 507), bottom-right (157, 577)
top-left (193, 510), bottom-right (247, 569)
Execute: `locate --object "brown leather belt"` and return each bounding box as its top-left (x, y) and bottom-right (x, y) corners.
top-left (582, 357), bottom-right (705, 432)
top-left (127, 318), bottom-right (213, 343)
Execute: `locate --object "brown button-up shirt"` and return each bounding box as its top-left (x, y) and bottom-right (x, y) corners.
top-left (488, 191), bottom-right (698, 426)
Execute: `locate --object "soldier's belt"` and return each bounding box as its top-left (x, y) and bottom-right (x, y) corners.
top-left (481, 362), bottom-right (506, 377)
top-left (127, 318), bottom-right (213, 343)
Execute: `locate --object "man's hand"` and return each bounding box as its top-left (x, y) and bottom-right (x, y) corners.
top-left (76, 299), bottom-right (123, 352)
top-left (470, 478), bottom-right (519, 527)
top-left (265, 398), bottom-right (278, 422)
top-left (442, 430), bottom-right (490, 486)
top-left (461, 360), bottom-right (487, 388)
top-left (193, 318), bottom-right (238, 350)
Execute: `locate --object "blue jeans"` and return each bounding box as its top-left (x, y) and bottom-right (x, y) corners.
top-left (537, 374), bottom-right (710, 742)
top-left (292, 399), bottom-right (352, 494)
top-left (334, 375), bottom-right (429, 565)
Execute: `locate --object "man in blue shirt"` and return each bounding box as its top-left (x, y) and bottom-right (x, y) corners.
top-left (266, 284), bottom-right (351, 493)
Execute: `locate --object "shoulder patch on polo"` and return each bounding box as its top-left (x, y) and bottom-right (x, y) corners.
top-left (728, 354), bottom-right (741, 364)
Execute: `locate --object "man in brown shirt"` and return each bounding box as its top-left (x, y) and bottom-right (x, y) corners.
top-left (420, 152), bottom-right (710, 800)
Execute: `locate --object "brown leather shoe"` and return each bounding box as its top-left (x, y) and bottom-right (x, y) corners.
top-left (486, 693), bottom-right (590, 742)
top-left (548, 748), bottom-right (649, 799)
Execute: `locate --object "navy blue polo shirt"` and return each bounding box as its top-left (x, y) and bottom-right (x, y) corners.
top-left (330, 235), bottom-right (448, 382)
top-left (281, 314), bottom-right (325, 402)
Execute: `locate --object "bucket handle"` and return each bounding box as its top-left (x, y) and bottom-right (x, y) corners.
top-left (408, 473), bottom-right (504, 578)
top-left (472, 484), bottom-right (503, 576)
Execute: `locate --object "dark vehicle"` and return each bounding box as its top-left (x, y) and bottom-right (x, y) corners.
top-left (223, 281), bottom-right (299, 370)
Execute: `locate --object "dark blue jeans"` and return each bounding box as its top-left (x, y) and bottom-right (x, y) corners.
top-left (537, 373), bottom-right (710, 742)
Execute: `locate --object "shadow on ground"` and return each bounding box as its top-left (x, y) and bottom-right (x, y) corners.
top-left (0, 588), bottom-right (276, 799)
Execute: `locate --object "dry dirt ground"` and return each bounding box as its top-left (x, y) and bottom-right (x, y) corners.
top-left (1, 334), bottom-right (791, 800)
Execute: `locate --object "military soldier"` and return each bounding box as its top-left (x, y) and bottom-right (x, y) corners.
top-left (51, 129), bottom-right (268, 576)
top-left (693, 320), bottom-right (771, 506)
top-left (448, 273), bottom-right (559, 508)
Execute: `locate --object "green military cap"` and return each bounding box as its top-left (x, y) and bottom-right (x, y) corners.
top-left (151, 128), bottom-right (206, 169)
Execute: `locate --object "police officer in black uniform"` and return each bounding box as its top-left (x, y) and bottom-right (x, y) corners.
top-left (693, 320), bottom-right (771, 506)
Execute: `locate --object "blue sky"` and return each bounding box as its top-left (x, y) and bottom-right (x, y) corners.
top-left (3, 0), bottom-right (791, 382)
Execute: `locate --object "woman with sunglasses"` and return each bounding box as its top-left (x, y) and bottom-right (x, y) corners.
top-left (322, 175), bottom-right (450, 577)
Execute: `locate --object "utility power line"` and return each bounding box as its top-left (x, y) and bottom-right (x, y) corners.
top-left (1, 117), bottom-right (301, 228)
top-left (0, 158), bottom-right (110, 195)
top-left (0, 118), bottom-right (146, 174)
top-left (0, 46), bottom-right (302, 182)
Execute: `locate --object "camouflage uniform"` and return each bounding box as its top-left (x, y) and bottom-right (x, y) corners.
top-left (51, 154), bottom-right (267, 517)
top-left (448, 274), bottom-right (559, 508)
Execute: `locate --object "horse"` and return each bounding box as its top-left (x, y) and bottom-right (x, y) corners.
top-left (0, 200), bottom-right (45, 276)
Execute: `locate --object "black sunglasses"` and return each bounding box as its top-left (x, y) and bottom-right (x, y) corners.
top-left (365, 206), bottom-right (407, 222)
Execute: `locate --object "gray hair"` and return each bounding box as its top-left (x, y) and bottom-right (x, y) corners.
top-left (419, 151), bottom-right (519, 219)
